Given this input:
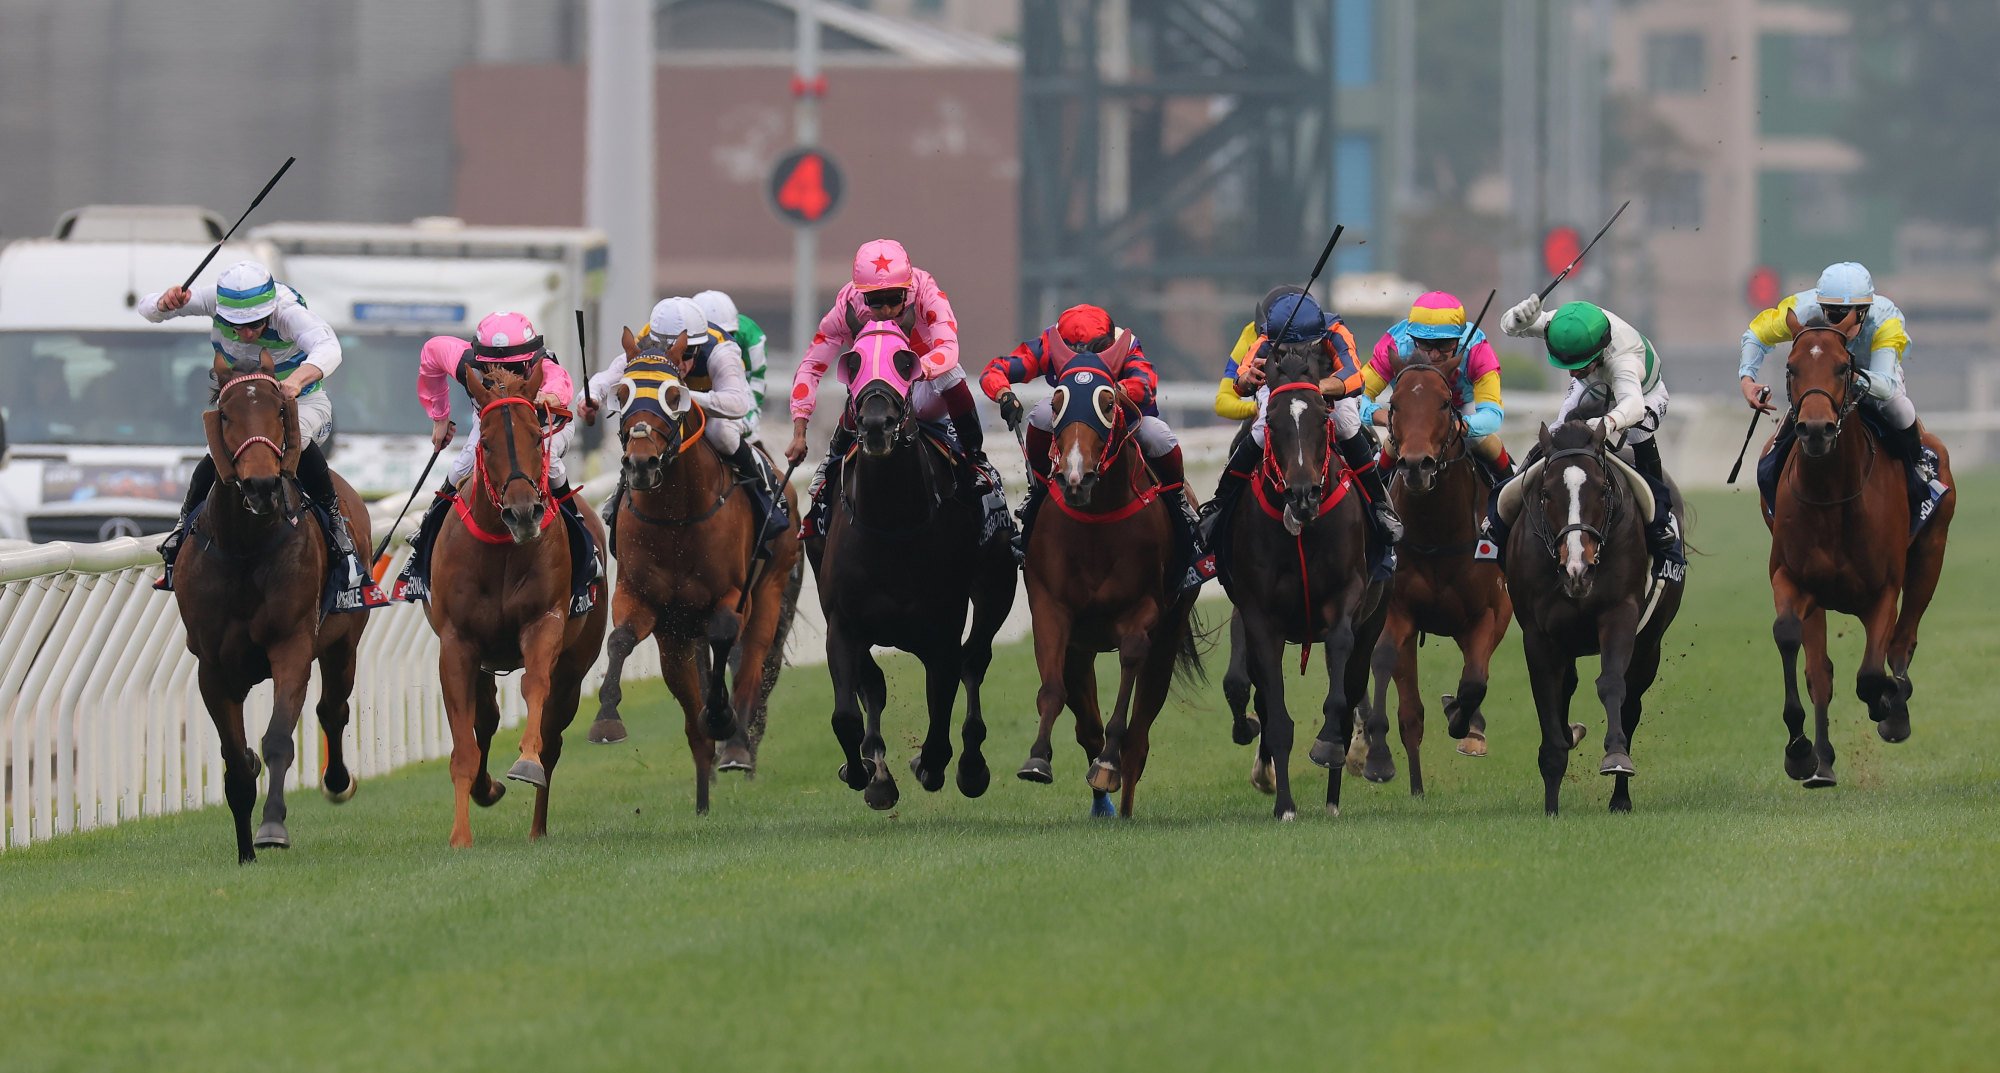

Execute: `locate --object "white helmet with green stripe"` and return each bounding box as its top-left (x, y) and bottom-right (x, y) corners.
top-left (215, 261), bottom-right (280, 324)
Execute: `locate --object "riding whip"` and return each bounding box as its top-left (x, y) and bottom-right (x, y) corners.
top-left (1726, 387), bottom-right (1772, 484)
top-left (181, 156), bottom-right (296, 291)
top-left (1537, 200), bottom-right (1631, 303)
top-left (733, 455), bottom-right (807, 618)
top-left (1271, 224), bottom-right (1345, 344)
top-left (1451, 289), bottom-right (1499, 362)
top-left (370, 438), bottom-right (450, 581)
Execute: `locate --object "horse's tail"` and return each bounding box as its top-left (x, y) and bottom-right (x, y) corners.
top-left (766, 555), bottom-right (805, 674)
top-left (1664, 472), bottom-right (1699, 557)
top-left (1173, 601), bottom-right (1216, 691)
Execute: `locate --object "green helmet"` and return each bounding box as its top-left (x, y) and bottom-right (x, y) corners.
top-left (1545, 301), bottom-right (1612, 370)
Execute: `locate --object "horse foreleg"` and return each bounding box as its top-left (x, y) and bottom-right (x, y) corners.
top-left (1594, 605), bottom-right (1640, 779)
top-left (196, 666), bottom-right (258, 864)
top-left (506, 616), bottom-right (569, 791)
top-left (1019, 599), bottom-right (1072, 784)
top-left (255, 636), bottom-right (317, 851)
top-left (589, 595), bottom-right (655, 745)
top-left (1803, 608), bottom-right (1839, 785)
top-left (1610, 635), bottom-right (1665, 814)
top-left (1091, 604), bottom-right (1161, 797)
top-left (1450, 605), bottom-right (1506, 756)
top-left (824, 620), bottom-right (873, 795)
top-left (438, 636), bottom-right (484, 848)
top-left (702, 602), bottom-right (744, 743)
top-left (654, 635), bottom-right (712, 815)
top-left (1370, 612), bottom-right (1411, 793)
top-left (1520, 631), bottom-right (1573, 817)
top-left (313, 631), bottom-right (360, 804)
top-left (1224, 610), bottom-right (1258, 745)
top-left (1238, 611), bottom-right (1297, 820)
top-left (1310, 612), bottom-right (1359, 771)
top-left (1856, 587), bottom-right (1908, 743)
top-left (1116, 610), bottom-right (1186, 818)
top-left (1772, 568), bottom-right (1819, 783)
top-left (471, 672), bottom-right (506, 808)
top-left (909, 644), bottom-right (961, 794)
top-left (1889, 490), bottom-right (1951, 692)
top-left (856, 651), bottom-right (897, 810)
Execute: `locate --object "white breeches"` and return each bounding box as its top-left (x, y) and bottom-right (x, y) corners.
top-left (702, 413), bottom-right (745, 456)
top-left (296, 391), bottom-right (334, 448)
top-left (906, 365), bottom-right (965, 424)
top-left (448, 419), bottom-right (575, 487)
top-left (1252, 393), bottom-right (1360, 447)
top-left (1861, 366), bottom-right (1917, 428)
top-left (1556, 378), bottom-right (1671, 447)
top-left (1026, 397), bottom-right (1179, 457)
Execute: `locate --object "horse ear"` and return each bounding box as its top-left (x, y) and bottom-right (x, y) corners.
top-left (203, 410), bottom-right (240, 485)
top-left (1589, 420), bottom-right (1608, 450)
top-left (1784, 306), bottom-right (1803, 337)
top-left (1440, 351), bottom-right (1463, 381)
top-left (1537, 422), bottom-right (1551, 452)
top-left (212, 351), bottom-right (234, 386)
top-left (621, 326), bottom-right (639, 358)
top-left (1837, 308), bottom-right (1865, 340)
top-left (464, 367), bottom-right (494, 407)
top-left (670, 331), bottom-right (689, 363)
top-left (280, 393), bottom-right (304, 476)
top-left (527, 356), bottom-right (547, 396)
top-left (259, 351), bottom-right (277, 376)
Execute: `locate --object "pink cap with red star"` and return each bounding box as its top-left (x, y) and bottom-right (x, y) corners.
top-left (851, 238), bottom-right (912, 292)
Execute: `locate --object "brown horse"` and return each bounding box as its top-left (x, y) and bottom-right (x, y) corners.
top-left (585, 328), bottom-right (802, 814)
top-left (1766, 310), bottom-right (1954, 786)
top-left (1504, 419), bottom-right (1683, 814)
top-left (1017, 362), bottom-right (1203, 818)
top-left (424, 361), bottom-right (607, 846)
top-left (1368, 356), bottom-right (1511, 795)
top-left (176, 352), bottom-right (370, 862)
top-left (1217, 342), bottom-right (1386, 820)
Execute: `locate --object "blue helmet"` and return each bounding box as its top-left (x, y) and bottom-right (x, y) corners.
top-left (1265, 292), bottom-right (1328, 343)
top-left (1815, 262), bottom-right (1875, 307)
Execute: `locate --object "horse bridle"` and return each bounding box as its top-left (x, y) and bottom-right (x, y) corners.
top-left (1531, 443), bottom-right (1622, 569)
top-left (1784, 325), bottom-right (1864, 439)
top-left (474, 394), bottom-right (550, 510)
top-left (1387, 362), bottom-right (1468, 484)
top-left (214, 371), bottom-right (291, 469)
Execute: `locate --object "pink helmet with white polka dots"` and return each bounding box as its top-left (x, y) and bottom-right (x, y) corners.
top-left (472, 311), bottom-right (543, 362)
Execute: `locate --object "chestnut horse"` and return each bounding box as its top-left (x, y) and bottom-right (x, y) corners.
top-left (1369, 355), bottom-right (1510, 795)
top-left (809, 321), bottom-right (1017, 811)
top-left (1504, 420), bottom-right (1683, 814)
top-left (1017, 359), bottom-right (1204, 818)
top-left (586, 328), bottom-right (802, 814)
top-left (176, 352), bottom-right (372, 862)
top-left (1217, 341), bottom-right (1386, 821)
top-left (1766, 310), bottom-right (1954, 787)
top-left (424, 361), bottom-right (607, 846)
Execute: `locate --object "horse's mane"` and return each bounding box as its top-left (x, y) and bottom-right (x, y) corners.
top-left (1548, 420), bottom-right (1599, 451)
top-left (207, 355), bottom-right (264, 403)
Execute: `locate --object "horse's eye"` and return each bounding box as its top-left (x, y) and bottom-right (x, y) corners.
top-left (1051, 386), bottom-right (1069, 414)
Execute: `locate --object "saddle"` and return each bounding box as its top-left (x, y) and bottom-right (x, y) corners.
top-left (392, 483), bottom-right (599, 617)
top-left (1497, 449), bottom-right (1656, 529)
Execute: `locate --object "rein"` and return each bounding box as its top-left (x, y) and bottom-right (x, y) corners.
top-left (460, 394), bottom-right (559, 542)
top-left (1530, 444), bottom-right (1622, 569)
top-left (1044, 400), bottom-right (1170, 524)
top-left (619, 404), bottom-right (741, 527)
top-left (1781, 325), bottom-right (1877, 507)
top-left (215, 372), bottom-right (291, 464)
top-left (1253, 379), bottom-right (1357, 674)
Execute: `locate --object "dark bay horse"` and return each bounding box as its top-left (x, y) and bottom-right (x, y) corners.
top-left (424, 361), bottom-right (607, 846)
top-left (1219, 342), bottom-right (1386, 820)
top-left (810, 321), bottom-right (1017, 811)
top-left (1017, 360), bottom-right (1203, 818)
top-left (586, 328), bottom-right (802, 814)
top-left (1370, 355), bottom-right (1511, 795)
top-left (1504, 420), bottom-right (1683, 814)
top-left (176, 352), bottom-right (371, 862)
top-left (1766, 309), bottom-right (1954, 787)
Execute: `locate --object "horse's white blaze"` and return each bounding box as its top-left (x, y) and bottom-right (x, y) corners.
top-left (1065, 442), bottom-right (1085, 485)
top-left (1289, 398), bottom-right (1309, 470)
top-left (1563, 465), bottom-right (1588, 578)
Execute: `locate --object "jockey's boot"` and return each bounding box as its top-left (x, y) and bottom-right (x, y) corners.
top-left (394, 480), bottom-right (457, 603)
top-left (1630, 438), bottom-right (1687, 583)
top-left (800, 426), bottom-right (855, 540)
top-left (1197, 433), bottom-right (1264, 549)
top-left (298, 443), bottom-right (384, 610)
top-left (1882, 418), bottom-right (1939, 484)
top-left (728, 440), bottom-right (789, 553)
top-left (1339, 430), bottom-right (1404, 546)
top-left (1474, 440), bottom-right (1516, 485)
top-left (154, 456), bottom-right (218, 591)
top-left (1149, 445), bottom-right (1202, 548)
top-left (948, 412), bottom-right (1011, 546)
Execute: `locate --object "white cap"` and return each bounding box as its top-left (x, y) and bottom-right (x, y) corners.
top-left (214, 260), bottom-right (279, 324)
top-left (646, 296), bottom-right (710, 343)
top-left (692, 289), bottom-right (740, 333)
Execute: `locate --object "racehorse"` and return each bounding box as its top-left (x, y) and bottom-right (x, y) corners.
top-left (175, 352), bottom-right (370, 862)
top-left (424, 360), bottom-right (607, 846)
top-left (1766, 309), bottom-right (1954, 786)
top-left (1217, 340), bottom-right (1386, 820)
top-left (585, 328), bottom-right (802, 814)
top-left (1369, 354), bottom-right (1510, 795)
top-left (1503, 419), bottom-right (1682, 814)
top-left (1016, 359), bottom-right (1204, 818)
top-left (809, 320), bottom-right (1017, 811)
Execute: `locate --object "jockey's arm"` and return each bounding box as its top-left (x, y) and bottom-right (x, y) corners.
top-left (137, 284), bottom-right (218, 322)
top-left (1600, 346), bottom-right (1650, 434)
top-left (1738, 295), bottom-right (1800, 383)
top-left (980, 340), bottom-right (1041, 401)
top-left (1465, 370), bottom-right (1504, 438)
top-left (1216, 323), bottom-right (1262, 418)
top-left (1119, 341), bottom-right (1159, 409)
top-left (789, 295), bottom-right (857, 426)
top-left (582, 352), bottom-right (628, 412)
top-left (1861, 308), bottom-right (1910, 400)
top-left (1357, 334), bottom-right (1396, 425)
top-left (689, 341), bottom-right (753, 421)
top-left (283, 305), bottom-right (342, 379)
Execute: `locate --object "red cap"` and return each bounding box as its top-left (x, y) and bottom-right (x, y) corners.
top-left (1056, 304), bottom-right (1112, 346)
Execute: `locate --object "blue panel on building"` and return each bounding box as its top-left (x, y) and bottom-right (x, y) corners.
top-left (1335, 133), bottom-right (1376, 272)
top-left (1335, 0), bottom-right (1375, 86)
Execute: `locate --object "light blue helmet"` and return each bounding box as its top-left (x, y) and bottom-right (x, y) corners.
top-left (1815, 262), bottom-right (1875, 307)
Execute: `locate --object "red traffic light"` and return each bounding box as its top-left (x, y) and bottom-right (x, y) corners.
top-left (1542, 226), bottom-right (1582, 277)
top-left (1747, 265), bottom-right (1782, 310)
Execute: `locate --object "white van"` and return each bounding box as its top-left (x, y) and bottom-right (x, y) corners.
top-left (252, 217), bottom-right (610, 497)
top-left (0, 205), bottom-right (281, 542)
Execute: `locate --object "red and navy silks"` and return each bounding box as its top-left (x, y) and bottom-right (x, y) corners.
top-left (979, 328), bottom-right (1159, 414)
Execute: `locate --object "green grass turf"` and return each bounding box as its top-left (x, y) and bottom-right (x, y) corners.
top-left (2, 474), bottom-right (1996, 1073)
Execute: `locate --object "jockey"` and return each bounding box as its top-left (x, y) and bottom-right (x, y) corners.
top-left (692, 289), bottom-right (769, 444)
top-left (981, 303), bottom-right (1197, 541)
top-left (1199, 291), bottom-right (1404, 546)
top-left (1360, 291), bottom-right (1514, 482)
top-left (138, 260), bottom-right (376, 607)
top-left (398, 311), bottom-right (590, 595)
top-left (1739, 261), bottom-right (1937, 483)
top-left (579, 297), bottom-right (785, 548)
top-left (1490, 294), bottom-right (1685, 581)
top-left (785, 238), bottom-right (1006, 543)
top-left (1215, 285), bottom-right (1305, 422)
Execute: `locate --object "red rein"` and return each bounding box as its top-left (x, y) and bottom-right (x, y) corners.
top-left (1043, 403), bottom-right (1174, 524)
top-left (1254, 380), bottom-right (1358, 674)
top-left (455, 395), bottom-right (562, 544)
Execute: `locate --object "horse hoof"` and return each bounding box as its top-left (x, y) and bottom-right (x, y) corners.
top-left (716, 743), bottom-right (755, 773)
top-left (1250, 759), bottom-right (1276, 796)
top-left (1456, 733), bottom-right (1488, 758)
top-left (1442, 694), bottom-right (1470, 739)
top-left (245, 751), bottom-right (265, 780)
top-left (1325, 803), bottom-right (1341, 819)
top-left (1599, 753), bottom-right (1635, 777)
top-left (703, 706), bottom-right (738, 743)
top-left (863, 777), bottom-right (899, 812)
top-left (322, 770), bottom-right (357, 804)
top-left (1363, 751), bottom-right (1397, 785)
top-left (1016, 757), bottom-right (1054, 784)
top-left (1231, 717), bottom-right (1261, 746)
top-left (1608, 797), bottom-right (1632, 814)
top-left (908, 754), bottom-right (947, 793)
top-left (1569, 723), bottom-right (1588, 748)
top-left (957, 756), bottom-right (991, 799)
top-left (472, 779), bottom-right (506, 807)
top-left (1876, 716), bottom-right (1911, 744)
top-left (837, 759), bottom-right (876, 791)
top-left (253, 822), bottom-right (290, 849)
top-left (586, 718), bottom-right (628, 745)
top-left (1307, 737), bottom-right (1342, 770)
top-left (504, 759), bottom-right (548, 788)
top-left (1803, 772), bottom-right (1838, 789)
top-left (1090, 791), bottom-right (1118, 818)
top-left (1087, 760), bottom-right (1121, 794)
top-left (1343, 743), bottom-right (1368, 778)
top-left (1276, 808), bottom-right (1297, 823)
top-left (1783, 738), bottom-right (1816, 781)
